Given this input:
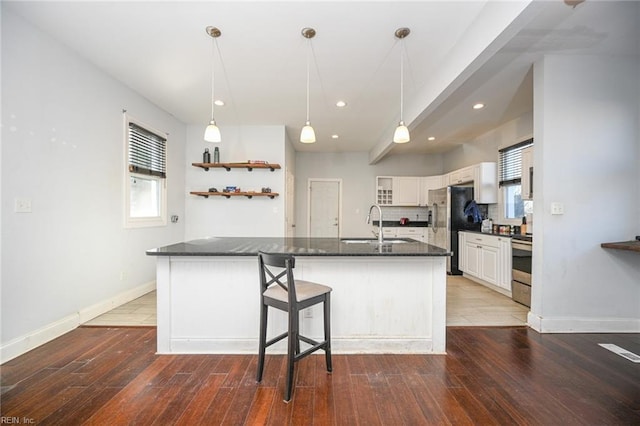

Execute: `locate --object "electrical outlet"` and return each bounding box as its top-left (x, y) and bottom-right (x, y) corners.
top-left (15, 198), bottom-right (32, 213)
top-left (550, 202), bottom-right (564, 215)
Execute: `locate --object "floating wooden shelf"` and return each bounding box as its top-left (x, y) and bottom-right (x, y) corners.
top-left (192, 162), bottom-right (281, 172)
top-left (190, 191), bottom-right (279, 199)
top-left (601, 240), bottom-right (640, 253)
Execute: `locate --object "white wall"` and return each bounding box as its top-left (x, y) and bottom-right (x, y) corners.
top-left (1, 11), bottom-right (186, 361)
top-left (184, 125), bottom-right (286, 240)
top-left (530, 54), bottom-right (640, 332)
top-left (443, 113), bottom-right (533, 172)
top-left (294, 152), bottom-right (443, 237)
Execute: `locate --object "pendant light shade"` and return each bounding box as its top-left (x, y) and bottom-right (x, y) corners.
top-left (393, 27), bottom-right (411, 144)
top-left (300, 121), bottom-right (316, 143)
top-left (393, 121), bottom-right (410, 144)
top-left (300, 27), bottom-right (316, 144)
top-left (204, 120), bottom-right (221, 143)
top-left (204, 26), bottom-right (222, 142)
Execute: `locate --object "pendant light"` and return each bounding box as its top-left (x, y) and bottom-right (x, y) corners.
top-left (300, 27), bottom-right (316, 144)
top-left (204, 26), bottom-right (222, 142)
top-left (393, 27), bottom-right (410, 144)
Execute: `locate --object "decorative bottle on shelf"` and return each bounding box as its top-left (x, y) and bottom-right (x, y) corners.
top-left (203, 148), bottom-right (211, 163)
top-left (521, 216), bottom-right (527, 235)
top-left (213, 147), bottom-right (220, 164)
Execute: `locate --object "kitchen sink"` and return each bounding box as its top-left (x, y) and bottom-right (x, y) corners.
top-left (340, 238), bottom-right (410, 244)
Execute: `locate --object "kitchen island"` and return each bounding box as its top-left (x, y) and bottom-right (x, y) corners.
top-left (147, 237), bottom-right (451, 354)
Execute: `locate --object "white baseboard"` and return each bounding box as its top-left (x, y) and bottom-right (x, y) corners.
top-left (163, 336), bottom-right (441, 355)
top-left (1, 281), bottom-right (156, 364)
top-left (78, 280), bottom-right (156, 323)
top-left (528, 312), bottom-right (640, 333)
top-left (0, 314), bottom-right (79, 365)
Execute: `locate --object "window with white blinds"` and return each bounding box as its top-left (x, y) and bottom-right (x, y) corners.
top-left (499, 138), bottom-right (533, 186)
top-left (124, 116), bottom-right (167, 228)
top-left (128, 122), bottom-right (166, 178)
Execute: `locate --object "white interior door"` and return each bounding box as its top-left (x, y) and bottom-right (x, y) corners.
top-left (285, 169), bottom-right (295, 238)
top-left (308, 179), bottom-right (341, 238)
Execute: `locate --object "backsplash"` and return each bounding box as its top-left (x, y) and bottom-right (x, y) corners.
top-left (379, 206), bottom-right (430, 222)
top-left (487, 204), bottom-right (499, 221)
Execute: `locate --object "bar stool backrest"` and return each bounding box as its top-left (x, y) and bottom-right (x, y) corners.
top-left (258, 252), bottom-right (297, 305)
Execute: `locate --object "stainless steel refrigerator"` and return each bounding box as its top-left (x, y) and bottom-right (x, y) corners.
top-left (428, 186), bottom-right (483, 275)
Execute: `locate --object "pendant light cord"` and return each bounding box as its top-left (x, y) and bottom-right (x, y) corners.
top-left (210, 37), bottom-right (216, 121)
top-left (399, 39), bottom-right (404, 122)
top-left (305, 39), bottom-right (311, 123)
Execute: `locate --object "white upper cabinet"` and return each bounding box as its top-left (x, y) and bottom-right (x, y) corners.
top-left (445, 163), bottom-right (498, 203)
top-left (376, 176), bottom-right (420, 206)
top-left (377, 162), bottom-right (497, 207)
top-left (420, 176), bottom-right (444, 206)
top-left (473, 162), bottom-right (498, 204)
top-left (521, 146), bottom-right (533, 200)
top-left (393, 177), bottom-right (421, 206)
top-left (448, 166), bottom-right (475, 186)
top-left (376, 176), bottom-right (393, 205)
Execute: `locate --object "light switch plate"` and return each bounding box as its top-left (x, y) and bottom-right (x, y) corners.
top-left (550, 202), bottom-right (564, 215)
top-left (15, 198), bottom-right (32, 213)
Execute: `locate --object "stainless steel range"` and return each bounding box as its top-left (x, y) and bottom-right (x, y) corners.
top-left (511, 234), bottom-right (532, 307)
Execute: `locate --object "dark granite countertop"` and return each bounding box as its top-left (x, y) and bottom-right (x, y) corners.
top-left (373, 221), bottom-right (430, 227)
top-left (462, 230), bottom-right (535, 242)
top-left (461, 229), bottom-right (514, 238)
top-left (147, 237), bottom-right (451, 257)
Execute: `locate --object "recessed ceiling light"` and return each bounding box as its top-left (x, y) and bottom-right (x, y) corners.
top-left (214, 100), bottom-right (225, 106)
top-left (331, 134), bottom-right (339, 139)
top-left (473, 103), bottom-right (485, 110)
top-left (427, 136), bottom-right (436, 141)
top-left (336, 100), bottom-right (347, 108)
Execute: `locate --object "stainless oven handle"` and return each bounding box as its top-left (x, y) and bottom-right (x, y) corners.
top-left (512, 241), bottom-right (532, 251)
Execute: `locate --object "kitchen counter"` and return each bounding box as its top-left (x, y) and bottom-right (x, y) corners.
top-left (373, 221), bottom-right (430, 227)
top-left (147, 236), bottom-right (450, 257)
top-left (147, 237), bottom-right (449, 355)
top-left (601, 240), bottom-right (640, 253)
top-left (463, 229), bottom-right (515, 238)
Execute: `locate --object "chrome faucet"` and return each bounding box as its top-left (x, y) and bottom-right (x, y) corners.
top-left (366, 204), bottom-right (384, 243)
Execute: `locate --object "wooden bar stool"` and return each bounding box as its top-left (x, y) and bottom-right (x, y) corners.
top-left (256, 251), bottom-right (332, 402)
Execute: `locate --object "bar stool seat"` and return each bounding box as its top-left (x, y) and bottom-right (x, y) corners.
top-left (256, 251), bottom-right (332, 402)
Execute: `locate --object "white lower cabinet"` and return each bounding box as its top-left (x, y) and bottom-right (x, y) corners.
top-left (479, 245), bottom-right (499, 286)
top-left (459, 232), bottom-right (512, 294)
top-left (386, 227), bottom-right (427, 242)
top-left (458, 232), bottom-right (466, 270)
top-left (464, 242), bottom-right (481, 277)
top-left (396, 227), bottom-right (426, 242)
top-left (382, 228), bottom-right (398, 238)
top-left (499, 238), bottom-right (512, 290)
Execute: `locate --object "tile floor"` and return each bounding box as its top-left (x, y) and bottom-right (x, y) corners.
top-left (83, 291), bottom-right (157, 326)
top-left (83, 275), bottom-right (528, 327)
top-left (446, 275), bottom-right (528, 326)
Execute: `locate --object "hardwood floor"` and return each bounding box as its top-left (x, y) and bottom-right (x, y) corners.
top-left (1, 327), bottom-right (639, 425)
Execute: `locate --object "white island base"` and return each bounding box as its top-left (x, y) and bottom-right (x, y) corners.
top-left (156, 255), bottom-right (447, 354)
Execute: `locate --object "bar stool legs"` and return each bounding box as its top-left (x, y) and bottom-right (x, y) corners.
top-left (256, 252), bottom-right (332, 403)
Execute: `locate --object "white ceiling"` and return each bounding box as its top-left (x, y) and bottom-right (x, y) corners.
top-left (5, 1), bottom-right (638, 161)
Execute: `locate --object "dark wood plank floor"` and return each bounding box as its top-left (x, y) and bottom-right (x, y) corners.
top-left (1, 326), bottom-right (639, 425)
